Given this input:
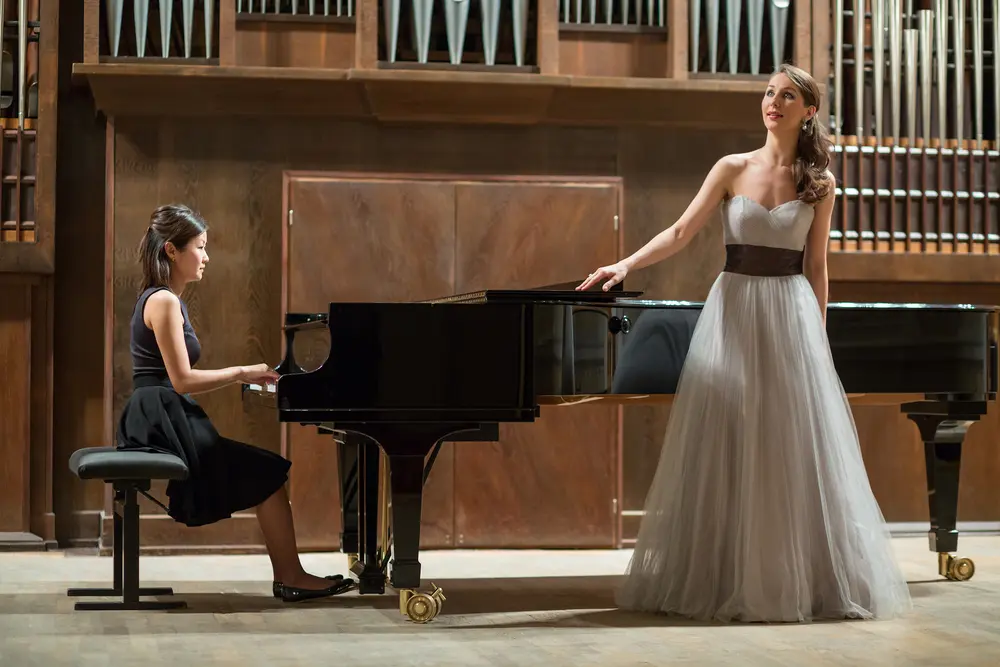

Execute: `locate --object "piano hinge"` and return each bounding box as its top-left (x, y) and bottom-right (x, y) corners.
top-left (288, 209), bottom-right (294, 226)
top-left (613, 214), bottom-right (619, 231)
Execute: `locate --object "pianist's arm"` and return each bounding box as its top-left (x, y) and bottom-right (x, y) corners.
top-left (145, 289), bottom-right (273, 395)
top-left (803, 172), bottom-right (836, 325)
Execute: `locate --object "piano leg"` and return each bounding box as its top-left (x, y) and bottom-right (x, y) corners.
top-left (341, 422), bottom-right (487, 622)
top-left (903, 400), bottom-right (986, 582)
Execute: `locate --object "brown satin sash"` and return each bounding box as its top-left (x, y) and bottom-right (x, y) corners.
top-left (723, 244), bottom-right (804, 277)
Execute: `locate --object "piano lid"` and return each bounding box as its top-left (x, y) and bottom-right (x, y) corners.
top-left (424, 279), bottom-right (645, 305)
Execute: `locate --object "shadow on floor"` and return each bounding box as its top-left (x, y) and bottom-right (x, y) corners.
top-left (0, 574), bottom-right (889, 632)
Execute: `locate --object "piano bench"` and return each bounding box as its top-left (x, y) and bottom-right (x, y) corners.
top-left (66, 447), bottom-right (189, 611)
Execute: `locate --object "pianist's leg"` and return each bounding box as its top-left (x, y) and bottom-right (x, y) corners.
top-left (254, 485), bottom-right (337, 591)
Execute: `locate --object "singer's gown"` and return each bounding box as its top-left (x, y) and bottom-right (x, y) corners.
top-left (615, 195), bottom-right (913, 623)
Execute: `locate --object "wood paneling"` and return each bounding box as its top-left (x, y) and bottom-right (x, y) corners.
top-left (89, 113), bottom-right (1000, 553)
top-left (0, 275), bottom-right (53, 550)
top-left (49, 0), bottom-right (113, 549)
top-left (558, 30), bottom-right (668, 79)
top-left (75, 62), bottom-right (772, 131)
top-left (0, 282), bottom-right (32, 533)
top-left (235, 20), bottom-right (355, 69)
top-left (283, 177), bottom-right (458, 549)
top-left (96, 117), bottom-right (752, 551)
top-left (451, 181), bottom-right (622, 547)
top-left (280, 176), bottom-right (624, 549)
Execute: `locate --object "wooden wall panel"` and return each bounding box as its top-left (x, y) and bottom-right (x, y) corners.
top-left (235, 22), bottom-right (355, 69)
top-left (283, 177), bottom-right (459, 550)
top-left (452, 181), bottom-right (622, 548)
top-left (0, 276), bottom-right (53, 550)
top-left (0, 282), bottom-right (32, 534)
top-left (95, 114), bottom-right (1000, 552)
top-left (100, 117), bottom-right (756, 551)
top-left (558, 32), bottom-right (669, 78)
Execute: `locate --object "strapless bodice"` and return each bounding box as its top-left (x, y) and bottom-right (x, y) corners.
top-left (722, 194), bottom-right (815, 251)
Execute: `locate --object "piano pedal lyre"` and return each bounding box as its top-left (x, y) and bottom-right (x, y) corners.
top-left (938, 552), bottom-right (975, 581)
top-left (399, 584), bottom-right (446, 623)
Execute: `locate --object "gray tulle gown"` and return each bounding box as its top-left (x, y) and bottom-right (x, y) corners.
top-left (615, 195), bottom-right (913, 623)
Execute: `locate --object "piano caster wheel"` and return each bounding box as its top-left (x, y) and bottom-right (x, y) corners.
top-left (399, 584), bottom-right (446, 623)
top-left (938, 553), bottom-right (975, 581)
top-left (347, 553), bottom-right (363, 576)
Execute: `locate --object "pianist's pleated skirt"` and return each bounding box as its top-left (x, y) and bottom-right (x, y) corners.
top-left (116, 385), bottom-right (291, 527)
top-left (616, 270), bottom-right (913, 623)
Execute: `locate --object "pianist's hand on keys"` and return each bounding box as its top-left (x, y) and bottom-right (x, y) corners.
top-left (241, 363), bottom-right (279, 393)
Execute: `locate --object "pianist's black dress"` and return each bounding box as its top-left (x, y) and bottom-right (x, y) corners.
top-left (116, 286), bottom-right (291, 527)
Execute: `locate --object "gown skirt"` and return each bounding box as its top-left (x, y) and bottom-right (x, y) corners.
top-left (615, 270), bottom-right (913, 623)
top-left (117, 380), bottom-right (291, 528)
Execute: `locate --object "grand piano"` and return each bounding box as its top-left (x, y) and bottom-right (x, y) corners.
top-left (243, 282), bottom-right (999, 622)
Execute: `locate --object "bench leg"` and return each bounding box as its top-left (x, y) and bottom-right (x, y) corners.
top-left (68, 484), bottom-right (186, 611)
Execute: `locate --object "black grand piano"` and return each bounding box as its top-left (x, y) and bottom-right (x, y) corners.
top-left (243, 282), bottom-right (999, 622)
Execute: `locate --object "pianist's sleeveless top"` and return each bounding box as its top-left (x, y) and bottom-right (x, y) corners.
top-left (130, 286), bottom-right (201, 388)
top-left (116, 285), bottom-right (291, 528)
top-left (616, 194), bottom-right (912, 623)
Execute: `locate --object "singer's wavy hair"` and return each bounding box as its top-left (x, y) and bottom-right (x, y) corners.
top-left (776, 63), bottom-right (834, 204)
top-left (137, 204), bottom-right (209, 292)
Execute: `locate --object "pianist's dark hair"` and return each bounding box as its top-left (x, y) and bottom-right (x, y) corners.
top-left (137, 204), bottom-right (209, 292)
top-left (776, 63), bottom-right (834, 205)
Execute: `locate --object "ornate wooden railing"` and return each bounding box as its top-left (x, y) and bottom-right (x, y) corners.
top-left (0, 0), bottom-right (41, 247)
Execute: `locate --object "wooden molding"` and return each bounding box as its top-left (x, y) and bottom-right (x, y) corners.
top-left (830, 252), bottom-right (1000, 284)
top-left (73, 63), bottom-right (770, 129)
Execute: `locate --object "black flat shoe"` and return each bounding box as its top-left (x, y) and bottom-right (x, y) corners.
top-left (272, 574), bottom-right (344, 598)
top-left (276, 577), bottom-right (356, 603)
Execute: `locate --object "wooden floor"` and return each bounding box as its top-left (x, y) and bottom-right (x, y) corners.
top-left (2, 537), bottom-right (1000, 666)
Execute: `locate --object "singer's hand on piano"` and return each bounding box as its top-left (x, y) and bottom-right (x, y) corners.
top-left (577, 262), bottom-right (628, 292)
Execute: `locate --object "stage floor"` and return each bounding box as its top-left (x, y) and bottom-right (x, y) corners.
top-left (2, 537), bottom-right (999, 666)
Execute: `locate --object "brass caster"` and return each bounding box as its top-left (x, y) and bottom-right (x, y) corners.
top-left (938, 553), bottom-right (975, 581)
top-left (399, 583), bottom-right (446, 623)
top-left (347, 553), bottom-right (363, 577)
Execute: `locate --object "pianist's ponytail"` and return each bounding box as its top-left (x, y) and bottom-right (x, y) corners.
top-left (778, 64), bottom-right (834, 205)
top-left (138, 204), bottom-right (209, 292)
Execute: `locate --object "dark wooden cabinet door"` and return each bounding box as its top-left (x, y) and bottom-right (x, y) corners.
top-left (283, 176), bottom-right (458, 550)
top-left (452, 180), bottom-right (623, 548)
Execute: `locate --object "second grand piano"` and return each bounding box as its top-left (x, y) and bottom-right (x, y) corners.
top-left (244, 282), bottom-right (999, 622)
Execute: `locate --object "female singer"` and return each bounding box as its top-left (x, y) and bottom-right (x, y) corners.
top-left (579, 64), bottom-right (912, 622)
